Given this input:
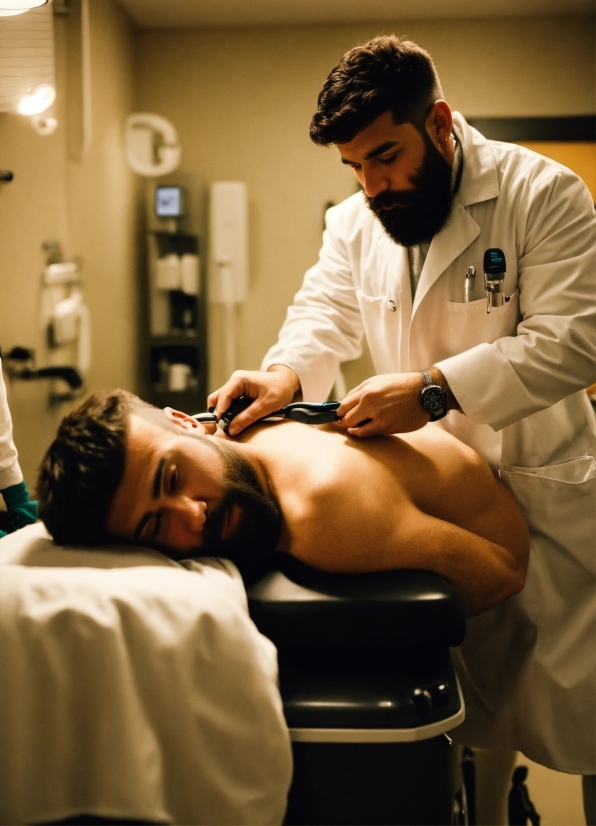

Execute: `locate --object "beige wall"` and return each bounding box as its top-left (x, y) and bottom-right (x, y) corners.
top-left (134, 16), bottom-right (595, 392)
top-left (0, 8), bottom-right (591, 819)
top-left (0, 0), bottom-right (140, 490)
top-left (0, 9), bottom-right (594, 484)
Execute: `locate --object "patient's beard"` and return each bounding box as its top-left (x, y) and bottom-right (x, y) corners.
top-left (365, 131), bottom-right (454, 247)
top-left (194, 440), bottom-right (280, 584)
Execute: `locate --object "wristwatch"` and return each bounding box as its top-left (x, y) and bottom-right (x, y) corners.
top-left (420, 370), bottom-right (448, 421)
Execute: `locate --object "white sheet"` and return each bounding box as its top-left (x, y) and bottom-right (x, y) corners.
top-left (0, 523), bottom-right (292, 825)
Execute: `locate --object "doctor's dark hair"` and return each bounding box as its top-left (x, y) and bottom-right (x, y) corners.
top-left (310, 35), bottom-right (443, 146)
top-left (36, 389), bottom-right (161, 546)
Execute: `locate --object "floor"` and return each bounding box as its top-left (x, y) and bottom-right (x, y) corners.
top-left (517, 755), bottom-right (585, 826)
top-left (472, 748), bottom-right (586, 825)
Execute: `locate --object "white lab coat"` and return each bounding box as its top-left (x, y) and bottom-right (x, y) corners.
top-left (0, 358), bottom-right (24, 490)
top-left (263, 113), bottom-right (596, 773)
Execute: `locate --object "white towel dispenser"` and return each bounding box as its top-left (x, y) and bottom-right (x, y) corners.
top-left (208, 181), bottom-right (248, 306)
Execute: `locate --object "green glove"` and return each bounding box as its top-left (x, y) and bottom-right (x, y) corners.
top-left (0, 481), bottom-right (38, 536)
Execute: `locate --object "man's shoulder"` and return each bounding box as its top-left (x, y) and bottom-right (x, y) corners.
top-left (455, 112), bottom-right (590, 203)
top-left (454, 113), bottom-right (593, 221)
top-left (492, 142), bottom-right (594, 227)
top-left (492, 138), bottom-right (583, 182)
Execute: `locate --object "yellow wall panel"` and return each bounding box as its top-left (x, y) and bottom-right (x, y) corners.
top-left (517, 142), bottom-right (596, 200)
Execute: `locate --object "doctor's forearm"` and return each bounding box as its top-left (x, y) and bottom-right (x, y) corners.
top-left (436, 325), bottom-right (595, 431)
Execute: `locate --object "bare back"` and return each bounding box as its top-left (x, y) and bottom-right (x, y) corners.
top-left (233, 421), bottom-right (529, 616)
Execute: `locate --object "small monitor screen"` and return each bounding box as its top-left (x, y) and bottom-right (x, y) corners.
top-left (156, 186), bottom-right (184, 217)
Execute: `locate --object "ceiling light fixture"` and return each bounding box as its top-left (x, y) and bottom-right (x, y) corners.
top-left (0, 0), bottom-right (49, 9)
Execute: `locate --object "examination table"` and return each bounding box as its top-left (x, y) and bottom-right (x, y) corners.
top-left (0, 523), bottom-right (466, 826)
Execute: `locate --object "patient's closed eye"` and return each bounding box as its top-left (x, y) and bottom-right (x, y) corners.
top-left (144, 512), bottom-right (161, 541)
top-left (139, 511), bottom-right (162, 544)
top-left (152, 513), bottom-right (163, 540)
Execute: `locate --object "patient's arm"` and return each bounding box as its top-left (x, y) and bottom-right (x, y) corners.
top-left (396, 446), bottom-right (531, 616)
top-left (392, 508), bottom-right (529, 618)
top-left (300, 509), bottom-right (529, 618)
top-left (293, 474), bottom-right (530, 619)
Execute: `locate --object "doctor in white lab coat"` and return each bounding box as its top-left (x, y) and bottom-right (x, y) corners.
top-left (209, 36), bottom-right (596, 782)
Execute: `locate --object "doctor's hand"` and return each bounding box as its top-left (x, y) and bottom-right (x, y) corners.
top-left (337, 372), bottom-right (430, 437)
top-left (208, 364), bottom-right (301, 436)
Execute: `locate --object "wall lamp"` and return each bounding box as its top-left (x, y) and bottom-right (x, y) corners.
top-left (17, 83), bottom-right (55, 115)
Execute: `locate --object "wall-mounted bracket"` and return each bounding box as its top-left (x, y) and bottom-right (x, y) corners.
top-left (3, 346), bottom-right (84, 402)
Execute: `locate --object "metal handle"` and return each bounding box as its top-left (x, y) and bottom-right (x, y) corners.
top-left (281, 401), bottom-right (341, 424)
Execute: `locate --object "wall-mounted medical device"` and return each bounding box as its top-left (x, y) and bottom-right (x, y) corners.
top-left (3, 347), bottom-right (82, 395)
top-left (143, 175), bottom-right (207, 408)
top-left (155, 185), bottom-right (185, 218)
top-left (125, 113), bottom-right (181, 178)
top-left (38, 243), bottom-right (91, 395)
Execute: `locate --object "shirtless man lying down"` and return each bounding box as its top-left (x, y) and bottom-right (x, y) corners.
top-left (36, 390), bottom-right (529, 618)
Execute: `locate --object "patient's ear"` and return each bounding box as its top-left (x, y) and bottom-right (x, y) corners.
top-left (163, 407), bottom-right (207, 435)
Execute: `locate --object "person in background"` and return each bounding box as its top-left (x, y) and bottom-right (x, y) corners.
top-left (208, 35), bottom-right (596, 822)
top-left (0, 358), bottom-right (38, 538)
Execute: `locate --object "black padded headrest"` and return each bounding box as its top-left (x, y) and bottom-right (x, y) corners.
top-left (247, 555), bottom-right (465, 650)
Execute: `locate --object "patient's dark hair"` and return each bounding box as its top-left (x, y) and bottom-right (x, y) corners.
top-left (36, 389), bottom-right (161, 546)
top-left (310, 35), bottom-right (443, 146)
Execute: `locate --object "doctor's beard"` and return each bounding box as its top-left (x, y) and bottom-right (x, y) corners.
top-left (365, 131), bottom-right (455, 247)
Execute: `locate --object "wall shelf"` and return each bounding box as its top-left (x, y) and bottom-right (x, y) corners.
top-left (142, 173), bottom-right (207, 414)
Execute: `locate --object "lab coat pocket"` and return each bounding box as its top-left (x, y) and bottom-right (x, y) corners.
top-left (457, 466), bottom-right (595, 732)
top-left (501, 455), bottom-right (596, 614)
top-left (500, 455), bottom-right (595, 568)
top-left (355, 289), bottom-right (401, 373)
top-left (500, 455), bottom-right (596, 700)
top-left (447, 289), bottom-right (520, 354)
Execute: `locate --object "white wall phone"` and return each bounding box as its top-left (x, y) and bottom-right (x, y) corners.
top-left (209, 182), bottom-right (249, 378)
top-left (125, 113), bottom-right (181, 177)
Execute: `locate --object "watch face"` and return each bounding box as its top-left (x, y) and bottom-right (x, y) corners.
top-left (422, 386), bottom-right (445, 412)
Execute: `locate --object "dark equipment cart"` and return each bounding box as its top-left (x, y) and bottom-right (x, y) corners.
top-left (248, 556), bottom-right (467, 826)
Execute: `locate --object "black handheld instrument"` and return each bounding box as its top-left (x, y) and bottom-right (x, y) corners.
top-left (193, 397), bottom-right (341, 434)
top-left (483, 248), bottom-right (507, 313)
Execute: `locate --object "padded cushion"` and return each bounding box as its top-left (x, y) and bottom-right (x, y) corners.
top-left (248, 554), bottom-right (466, 649)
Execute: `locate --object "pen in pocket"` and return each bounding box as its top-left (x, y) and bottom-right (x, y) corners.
top-left (464, 266), bottom-right (475, 303)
